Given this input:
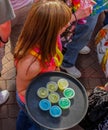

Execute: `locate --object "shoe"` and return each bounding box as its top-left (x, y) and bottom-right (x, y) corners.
top-left (0, 90), bottom-right (9, 105)
top-left (79, 46), bottom-right (91, 54)
top-left (61, 66), bottom-right (81, 78)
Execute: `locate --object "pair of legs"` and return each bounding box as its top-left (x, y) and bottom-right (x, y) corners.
top-left (61, 14), bottom-right (99, 78)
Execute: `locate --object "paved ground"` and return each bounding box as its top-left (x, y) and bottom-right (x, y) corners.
top-left (0, 15), bottom-right (108, 130)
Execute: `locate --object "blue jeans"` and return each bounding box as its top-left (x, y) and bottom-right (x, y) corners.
top-left (16, 93), bottom-right (48, 130)
top-left (62, 15), bottom-right (99, 67)
top-left (103, 11), bottom-right (108, 26)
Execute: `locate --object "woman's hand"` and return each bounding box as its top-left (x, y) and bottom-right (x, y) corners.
top-left (71, 0), bottom-right (97, 22)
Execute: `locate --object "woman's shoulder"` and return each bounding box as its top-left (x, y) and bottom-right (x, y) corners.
top-left (17, 54), bottom-right (41, 76)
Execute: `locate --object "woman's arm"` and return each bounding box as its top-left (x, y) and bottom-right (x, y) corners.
top-left (0, 20), bottom-right (11, 42)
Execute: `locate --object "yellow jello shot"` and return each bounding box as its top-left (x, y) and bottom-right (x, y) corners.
top-left (48, 92), bottom-right (60, 104)
top-left (37, 87), bottom-right (48, 99)
top-left (57, 78), bottom-right (69, 91)
top-left (46, 81), bottom-right (58, 92)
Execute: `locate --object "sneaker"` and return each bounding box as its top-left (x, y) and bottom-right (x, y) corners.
top-left (79, 46), bottom-right (91, 54)
top-left (61, 66), bottom-right (81, 78)
top-left (0, 90), bottom-right (9, 105)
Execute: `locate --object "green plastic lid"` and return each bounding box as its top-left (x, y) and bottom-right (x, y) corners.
top-left (63, 88), bottom-right (75, 99)
top-left (59, 97), bottom-right (71, 109)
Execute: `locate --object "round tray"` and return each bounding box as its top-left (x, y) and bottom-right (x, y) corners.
top-left (25, 71), bottom-right (88, 130)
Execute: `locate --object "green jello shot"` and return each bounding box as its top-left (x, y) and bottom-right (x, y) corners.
top-left (59, 97), bottom-right (71, 109)
top-left (46, 81), bottom-right (58, 92)
top-left (37, 87), bottom-right (48, 99)
top-left (48, 92), bottom-right (60, 104)
top-left (63, 88), bottom-right (75, 99)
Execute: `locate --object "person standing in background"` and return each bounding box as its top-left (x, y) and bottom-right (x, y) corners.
top-left (0, 0), bottom-right (15, 105)
top-left (10, 0), bottom-right (33, 54)
top-left (61, 0), bottom-right (108, 78)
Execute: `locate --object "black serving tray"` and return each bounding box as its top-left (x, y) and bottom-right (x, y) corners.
top-left (25, 71), bottom-right (88, 130)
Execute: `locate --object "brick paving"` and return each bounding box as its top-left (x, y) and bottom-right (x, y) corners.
top-left (0, 17), bottom-right (108, 130)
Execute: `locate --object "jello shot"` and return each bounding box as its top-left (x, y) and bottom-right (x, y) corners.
top-left (37, 87), bottom-right (48, 99)
top-left (39, 99), bottom-right (51, 111)
top-left (46, 81), bottom-right (58, 92)
top-left (59, 97), bottom-right (71, 109)
top-left (48, 92), bottom-right (60, 104)
top-left (49, 105), bottom-right (62, 118)
top-left (57, 78), bottom-right (69, 91)
top-left (63, 88), bottom-right (75, 99)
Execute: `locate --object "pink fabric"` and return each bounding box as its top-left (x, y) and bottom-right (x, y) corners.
top-left (57, 35), bottom-right (62, 51)
top-left (10, 0), bottom-right (33, 10)
top-left (18, 93), bottom-right (25, 103)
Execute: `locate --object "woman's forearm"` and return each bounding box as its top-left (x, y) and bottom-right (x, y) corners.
top-left (0, 20), bottom-right (11, 42)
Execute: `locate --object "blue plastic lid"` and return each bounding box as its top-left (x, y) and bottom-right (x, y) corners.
top-left (49, 105), bottom-right (62, 118)
top-left (39, 99), bottom-right (51, 111)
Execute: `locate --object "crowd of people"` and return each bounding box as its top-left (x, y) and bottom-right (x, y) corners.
top-left (0, 0), bottom-right (108, 130)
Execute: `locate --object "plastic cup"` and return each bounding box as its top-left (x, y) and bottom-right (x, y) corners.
top-left (48, 92), bottom-right (60, 104)
top-left (49, 105), bottom-right (62, 118)
top-left (63, 88), bottom-right (75, 99)
top-left (37, 87), bottom-right (48, 98)
top-left (59, 97), bottom-right (71, 109)
top-left (57, 78), bottom-right (69, 91)
top-left (46, 81), bottom-right (58, 92)
top-left (39, 99), bottom-right (51, 111)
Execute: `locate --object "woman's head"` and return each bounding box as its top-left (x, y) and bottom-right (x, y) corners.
top-left (15, 0), bottom-right (72, 63)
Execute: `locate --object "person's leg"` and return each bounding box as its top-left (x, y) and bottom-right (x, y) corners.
top-left (61, 14), bottom-right (99, 78)
top-left (62, 14), bottom-right (99, 67)
top-left (16, 93), bottom-right (48, 130)
top-left (16, 109), bottom-right (41, 130)
top-left (16, 109), bottom-right (31, 130)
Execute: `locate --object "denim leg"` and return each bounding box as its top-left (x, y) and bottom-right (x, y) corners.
top-left (16, 93), bottom-right (48, 130)
top-left (62, 14), bottom-right (99, 67)
top-left (16, 110), bottom-right (41, 130)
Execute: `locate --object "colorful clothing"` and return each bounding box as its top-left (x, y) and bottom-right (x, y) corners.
top-left (92, 0), bottom-right (108, 15)
top-left (30, 36), bottom-right (63, 72)
top-left (95, 24), bottom-right (108, 78)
